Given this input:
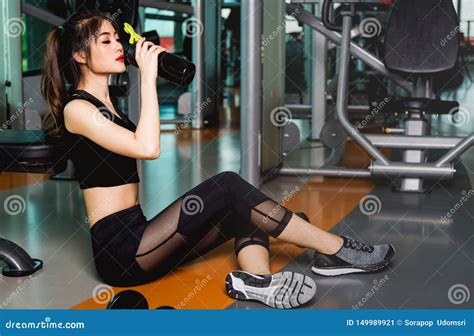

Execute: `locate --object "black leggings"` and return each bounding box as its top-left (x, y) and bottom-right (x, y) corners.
top-left (90, 171), bottom-right (294, 287)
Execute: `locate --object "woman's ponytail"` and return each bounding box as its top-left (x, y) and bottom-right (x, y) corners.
top-left (41, 27), bottom-right (66, 138)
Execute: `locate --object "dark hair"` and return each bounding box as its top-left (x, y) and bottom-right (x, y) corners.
top-left (41, 9), bottom-right (120, 138)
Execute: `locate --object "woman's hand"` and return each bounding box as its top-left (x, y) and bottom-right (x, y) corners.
top-left (135, 37), bottom-right (166, 83)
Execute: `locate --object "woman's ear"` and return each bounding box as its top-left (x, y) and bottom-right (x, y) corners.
top-left (72, 50), bottom-right (87, 64)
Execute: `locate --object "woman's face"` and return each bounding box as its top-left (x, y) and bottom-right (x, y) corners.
top-left (87, 20), bottom-right (126, 74)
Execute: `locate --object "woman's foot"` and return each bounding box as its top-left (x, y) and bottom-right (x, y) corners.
top-left (225, 270), bottom-right (316, 309)
top-left (312, 235), bottom-right (395, 276)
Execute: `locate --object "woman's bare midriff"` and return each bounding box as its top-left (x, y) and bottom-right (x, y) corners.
top-left (84, 183), bottom-right (139, 228)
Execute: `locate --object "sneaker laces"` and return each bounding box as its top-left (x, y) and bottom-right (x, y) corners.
top-left (343, 236), bottom-right (374, 253)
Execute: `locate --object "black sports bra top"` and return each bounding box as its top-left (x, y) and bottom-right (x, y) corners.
top-left (64, 89), bottom-right (140, 189)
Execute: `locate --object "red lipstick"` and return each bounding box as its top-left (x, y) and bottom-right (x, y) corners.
top-left (116, 55), bottom-right (124, 62)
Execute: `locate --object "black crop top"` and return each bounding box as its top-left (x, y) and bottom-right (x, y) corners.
top-left (64, 89), bottom-right (140, 189)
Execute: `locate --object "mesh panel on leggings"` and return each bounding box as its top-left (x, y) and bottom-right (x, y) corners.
top-left (134, 199), bottom-right (289, 273)
top-left (179, 223), bottom-right (228, 265)
top-left (134, 199), bottom-right (235, 273)
top-left (134, 198), bottom-right (185, 272)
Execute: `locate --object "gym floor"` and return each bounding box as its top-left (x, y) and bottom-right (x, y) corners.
top-left (1, 74), bottom-right (472, 310)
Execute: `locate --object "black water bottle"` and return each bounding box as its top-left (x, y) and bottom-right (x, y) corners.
top-left (124, 43), bottom-right (196, 88)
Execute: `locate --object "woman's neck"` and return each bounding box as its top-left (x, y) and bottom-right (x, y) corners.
top-left (76, 83), bottom-right (111, 103)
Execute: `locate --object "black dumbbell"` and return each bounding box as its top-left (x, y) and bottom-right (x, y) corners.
top-left (106, 290), bottom-right (176, 310)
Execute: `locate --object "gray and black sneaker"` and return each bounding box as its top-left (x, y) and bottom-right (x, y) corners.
top-left (312, 235), bottom-right (395, 276)
top-left (225, 270), bottom-right (316, 309)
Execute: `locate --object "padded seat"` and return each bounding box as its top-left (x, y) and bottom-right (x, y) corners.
top-left (0, 130), bottom-right (68, 174)
top-left (383, 0), bottom-right (459, 74)
top-left (381, 98), bottom-right (459, 115)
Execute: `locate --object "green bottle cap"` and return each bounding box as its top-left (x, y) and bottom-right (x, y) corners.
top-left (123, 22), bottom-right (142, 45)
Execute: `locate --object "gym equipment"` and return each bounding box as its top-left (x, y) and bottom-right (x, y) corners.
top-left (108, 71), bottom-right (130, 98)
top-left (319, 119), bottom-right (401, 149)
top-left (285, 33), bottom-right (307, 104)
top-left (0, 238), bottom-right (43, 277)
top-left (272, 0), bottom-right (474, 192)
top-left (282, 122), bottom-right (304, 156)
top-left (121, 23), bottom-right (196, 88)
top-left (0, 130), bottom-right (67, 278)
top-left (0, 130), bottom-right (68, 174)
top-left (106, 290), bottom-right (176, 310)
top-left (320, 120), bottom-right (347, 149)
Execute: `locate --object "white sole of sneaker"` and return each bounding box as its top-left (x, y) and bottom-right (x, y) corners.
top-left (312, 256), bottom-right (393, 276)
top-left (311, 266), bottom-right (366, 276)
top-left (225, 270), bottom-right (317, 309)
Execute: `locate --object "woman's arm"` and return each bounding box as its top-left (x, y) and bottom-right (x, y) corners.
top-left (64, 37), bottom-right (165, 160)
top-left (64, 98), bottom-right (159, 160)
top-left (132, 37), bottom-right (163, 158)
top-left (134, 75), bottom-right (160, 158)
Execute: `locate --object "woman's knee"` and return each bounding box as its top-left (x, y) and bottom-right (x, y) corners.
top-left (214, 171), bottom-right (243, 186)
top-left (216, 170), bottom-right (240, 179)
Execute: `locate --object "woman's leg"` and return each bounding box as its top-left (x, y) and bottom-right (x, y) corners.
top-left (175, 206), bottom-right (272, 275)
top-left (134, 170), bottom-right (392, 281)
top-left (177, 207), bottom-right (272, 275)
top-left (274, 213), bottom-right (344, 254)
top-left (181, 171), bottom-right (394, 278)
top-left (236, 245), bottom-right (271, 275)
top-left (133, 171), bottom-right (287, 275)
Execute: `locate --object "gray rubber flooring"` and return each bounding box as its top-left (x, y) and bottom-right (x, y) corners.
top-left (228, 140), bottom-right (474, 310)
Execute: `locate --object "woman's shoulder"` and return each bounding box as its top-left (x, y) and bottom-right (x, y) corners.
top-left (63, 97), bottom-right (97, 134)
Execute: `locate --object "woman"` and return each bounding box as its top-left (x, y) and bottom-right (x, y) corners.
top-left (41, 10), bottom-right (395, 309)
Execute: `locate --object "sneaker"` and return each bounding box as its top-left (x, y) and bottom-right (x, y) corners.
top-left (225, 270), bottom-right (316, 309)
top-left (312, 235), bottom-right (395, 276)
